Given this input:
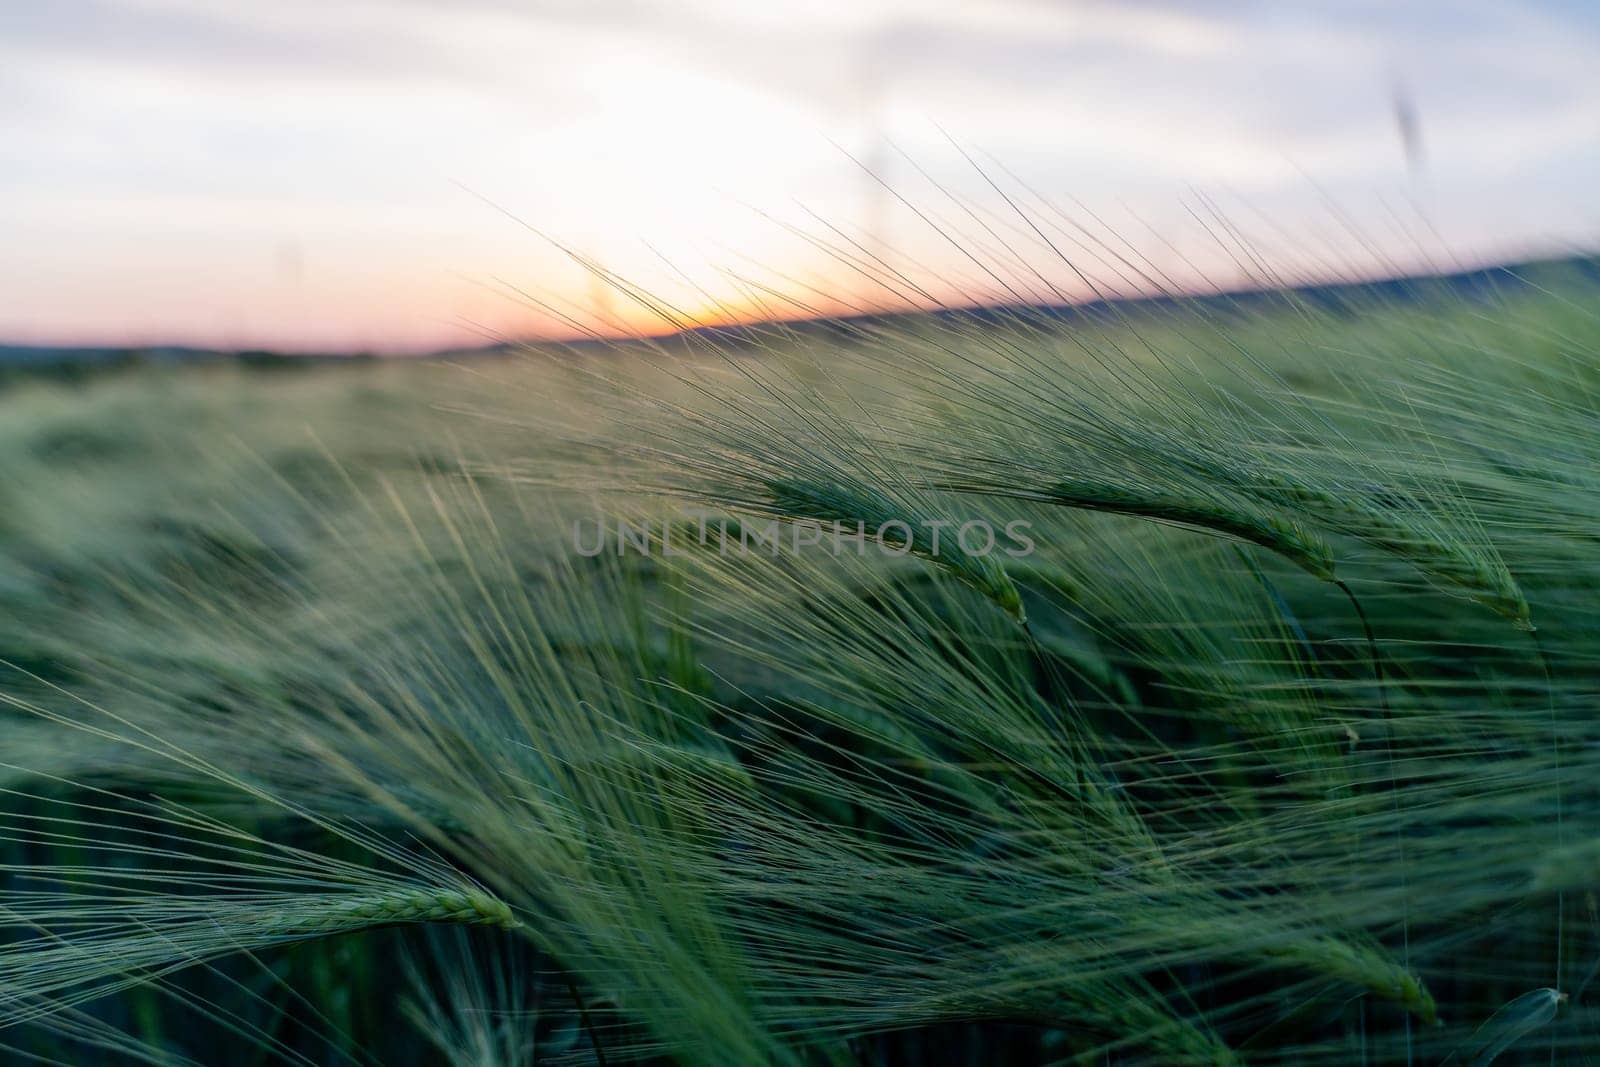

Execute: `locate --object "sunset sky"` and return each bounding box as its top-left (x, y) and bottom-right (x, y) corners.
top-left (2, 0), bottom-right (1597, 352)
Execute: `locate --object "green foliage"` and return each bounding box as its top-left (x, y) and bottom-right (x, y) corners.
top-left (1, 261), bottom-right (1598, 1063)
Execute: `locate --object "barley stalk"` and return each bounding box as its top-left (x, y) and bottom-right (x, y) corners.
top-left (938, 476), bottom-right (1337, 582)
top-left (239, 887), bottom-right (521, 937)
top-left (1263, 936), bottom-right (1437, 1024)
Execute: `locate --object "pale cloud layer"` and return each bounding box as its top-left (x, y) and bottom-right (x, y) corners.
top-left (1, 0), bottom-right (1596, 349)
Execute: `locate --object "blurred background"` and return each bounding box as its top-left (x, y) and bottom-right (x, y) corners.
top-left (1, 0), bottom-right (1596, 352)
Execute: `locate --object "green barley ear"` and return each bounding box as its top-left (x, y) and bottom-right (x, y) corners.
top-left (1530, 838), bottom-right (1600, 893)
top-left (0, 879), bottom-right (523, 1029)
top-left (937, 475), bottom-right (1338, 582)
top-left (0, 778), bottom-right (523, 1030)
top-left (1262, 936), bottom-right (1437, 1024)
top-left (1458, 988), bottom-right (1566, 1066)
top-left (241, 888), bottom-right (520, 937)
top-left (1238, 471), bottom-right (1532, 629)
top-left (1042, 477), bottom-right (1338, 582)
top-left (761, 474), bottom-right (1027, 624)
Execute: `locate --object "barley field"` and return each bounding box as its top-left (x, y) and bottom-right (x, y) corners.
top-left (1, 260), bottom-right (1598, 1064)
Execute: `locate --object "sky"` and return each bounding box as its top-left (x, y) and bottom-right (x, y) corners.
top-left (1, 0), bottom-right (1597, 352)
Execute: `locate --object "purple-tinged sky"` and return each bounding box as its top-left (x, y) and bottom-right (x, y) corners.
top-left (2, 0), bottom-right (1596, 350)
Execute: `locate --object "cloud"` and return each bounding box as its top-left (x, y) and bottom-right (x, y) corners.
top-left (0, 0), bottom-right (1596, 348)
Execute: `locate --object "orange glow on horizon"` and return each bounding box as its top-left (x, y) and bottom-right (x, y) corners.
top-left (2, 1), bottom-right (1596, 353)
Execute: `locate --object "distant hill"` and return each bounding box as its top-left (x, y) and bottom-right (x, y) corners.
top-left (5, 252), bottom-right (1597, 371)
top-left (0, 344), bottom-right (225, 367)
top-left (663, 251), bottom-right (1600, 351)
top-left (0, 345), bottom-right (378, 380)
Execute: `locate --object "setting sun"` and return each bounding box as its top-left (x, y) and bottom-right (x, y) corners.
top-left (2, 1), bottom-right (1596, 351)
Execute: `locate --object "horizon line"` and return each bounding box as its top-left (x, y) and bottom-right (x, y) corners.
top-left (5, 246), bottom-right (1596, 363)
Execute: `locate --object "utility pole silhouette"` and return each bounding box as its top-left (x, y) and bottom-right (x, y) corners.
top-left (1391, 76), bottom-right (1425, 175)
